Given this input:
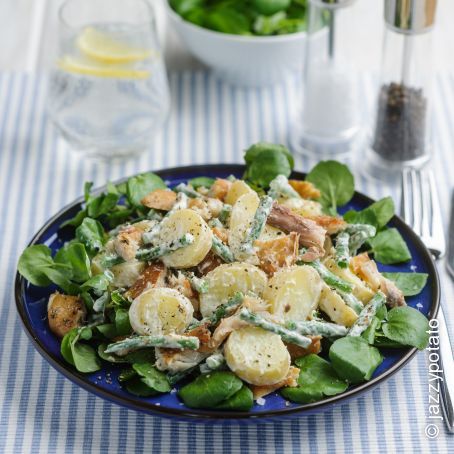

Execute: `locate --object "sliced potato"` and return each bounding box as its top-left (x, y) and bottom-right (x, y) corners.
top-left (264, 265), bottom-right (322, 322)
top-left (324, 258), bottom-right (375, 303)
top-left (225, 180), bottom-right (254, 205)
top-left (280, 198), bottom-right (323, 217)
top-left (258, 224), bottom-right (286, 241)
top-left (111, 260), bottom-right (145, 288)
top-left (224, 326), bottom-right (290, 386)
top-left (199, 262), bottom-right (268, 317)
top-left (157, 209), bottom-right (212, 269)
top-left (318, 284), bottom-right (358, 327)
top-left (129, 287), bottom-right (193, 336)
top-left (228, 191), bottom-right (260, 262)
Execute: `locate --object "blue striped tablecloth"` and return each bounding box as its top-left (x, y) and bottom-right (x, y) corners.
top-left (0, 71), bottom-right (453, 453)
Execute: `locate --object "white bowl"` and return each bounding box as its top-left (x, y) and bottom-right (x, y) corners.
top-left (165, 2), bottom-right (307, 87)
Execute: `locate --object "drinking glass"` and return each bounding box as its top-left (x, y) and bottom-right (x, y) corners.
top-left (48, 0), bottom-right (170, 158)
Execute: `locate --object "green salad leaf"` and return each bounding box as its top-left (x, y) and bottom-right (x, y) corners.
top-left (214, 385), bottom-right (254, 411)
top-left (329, 337), bottom-right (383, 384)
top-left (87, 192), bottom-right (120, 219)
top-left (381, 272), bottom-right (428, 297)
top-left (280, 355), bottom-right (347, 403)
top-left (18, 244), bottom-right (61, 287)
top-left (381, 306), bottom-right (430, 350)
top-left (253, 11), bottom-right (286, 35)
top-left (361, 305), bottom-right (387, 344)
top-left (188, 176), bottom-right (215, 189)
top-left (61, 327), bottom-right (101, 373)
top-left (96, 324), bottom-right (118, 340)
top-left (18, 244), bottom-right (80, 294)
top-left (243, 142), bottom-right (294, 188)
top-left (114, 308), bottom-right (132, 336)
top-left (252, 0), bottom-right (291, 15)
top-left (170, 0), bottom-right (203, 16)
top-left (76, 217), bottom-right (106, 254)
top-left (179, 371), bottom-right (243, 409)
top-left (133, 363), bottom-right (171, 393)
top-left (368, 228), bottom-right (411, 264)
top-left (306, 161), bottom-right (355, 214)
top-left (126, 172), bottom-right (166, 207)
top-left (111, 362), bottom-right (169, 396)
top-left (206, 7), bottom-right (251, 34)
top-left (126, 377), bottom-right (159, 397)
top-left (80, 272), bottom-right (112, 295)
top-left (171, 0), bottom-right (307, 36)
top-left (344, 196), bottom-right (395, 230)
top-left (54, 242), bottom-right (91, 283)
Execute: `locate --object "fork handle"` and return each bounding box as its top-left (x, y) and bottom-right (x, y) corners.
top-left (435, 305), bottom-right (454, 432)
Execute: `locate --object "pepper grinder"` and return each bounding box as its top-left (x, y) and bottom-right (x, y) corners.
top-left (292, 0), bottom-right (362, 157)
top-left (367, 0), bottom-right (437, 176)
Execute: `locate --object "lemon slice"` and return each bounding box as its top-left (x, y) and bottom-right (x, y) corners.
top-left (77, 27), bottom-right (152, 64)
top-left (58, 56), bottom-right (150, 79)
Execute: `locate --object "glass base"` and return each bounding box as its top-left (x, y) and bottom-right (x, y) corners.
top-left (360, 148), bottom-right (430, 183)
top-left (290, 124), bottom-right (363, 158)
top-left (55, 126), bottom-right (161, 160)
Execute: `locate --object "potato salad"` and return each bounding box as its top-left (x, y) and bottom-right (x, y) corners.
top-left (18, 143), bottom-right (430, 411)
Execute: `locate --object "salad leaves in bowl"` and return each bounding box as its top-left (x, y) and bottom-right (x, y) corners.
top-left (15, 143), bottom-right (439, 420)
top-left (165, 1), bottom-right (313, 86)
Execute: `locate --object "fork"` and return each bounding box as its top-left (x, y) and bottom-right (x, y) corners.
top-left (401, 167), bottom-right (454, 433)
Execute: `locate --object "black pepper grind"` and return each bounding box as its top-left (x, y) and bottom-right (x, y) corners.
top-left (372, 83), bottom-right (427, 162)
top-left (367, 0), bottom-right (437, 175)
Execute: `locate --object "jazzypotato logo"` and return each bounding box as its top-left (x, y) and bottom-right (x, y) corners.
top-left (425, 319), bottom-right (442, 439)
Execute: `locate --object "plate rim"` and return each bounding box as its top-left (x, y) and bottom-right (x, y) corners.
top-left (14, 163), bottom-right (440, 420)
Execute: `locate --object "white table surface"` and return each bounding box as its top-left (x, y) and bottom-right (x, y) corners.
top-left (1, 0), bottom-right (454, 73)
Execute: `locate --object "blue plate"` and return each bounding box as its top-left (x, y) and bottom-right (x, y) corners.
top-left (15, 164), bottom-right (440, 422)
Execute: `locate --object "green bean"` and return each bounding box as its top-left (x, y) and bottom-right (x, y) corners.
top-left (268, 175), bottom-right (301, 200)
top-left (141, 221), bottom-right (161, 245)
top-left (239, 308), bottom-right (312, 348)
top-left (208, 218), bottom-right (224, 229)
top-left (184, 272), bottom-right (209, 294)
top-left (136, 234), bottom-right (194, 261)
top-left (146, 209), bottom-right (164, 222)
top-left (307, 260), bottom-right (353, 294)
top-left (240, 195), bottom-right (273, 254)
top-left (345, 224), bottom-right (377, 254)
top-left (286, 320), bottom-right (348, 338)
top-left (211, 235), bottom-right (235, 263)
top-left (209, 293), bottom-right (244, 325)
top-left (200, 353), bottom-right (225, 374)
top-left (337, 290), bottom-right (364, 314)
top-left (100, 253), bottom-right (125, 269)
top-left (335, 231), bottom-right (350, 269)
top-left (174, 183), bottom-right (201, 198)
top-left (105, 334), bottom-right (200, 354)
top-left (187, 293), bottom-right (244, 330)
top-left (348, 292), bottom-right (386, 337)
top-left (218, 204), bottom-right (232, 224)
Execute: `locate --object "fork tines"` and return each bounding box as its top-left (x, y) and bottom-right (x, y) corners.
top-left (401, 167), bottom-right (445, 258)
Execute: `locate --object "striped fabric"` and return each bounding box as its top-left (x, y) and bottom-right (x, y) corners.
top-left (0, 71), bottom-right (453, 453)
